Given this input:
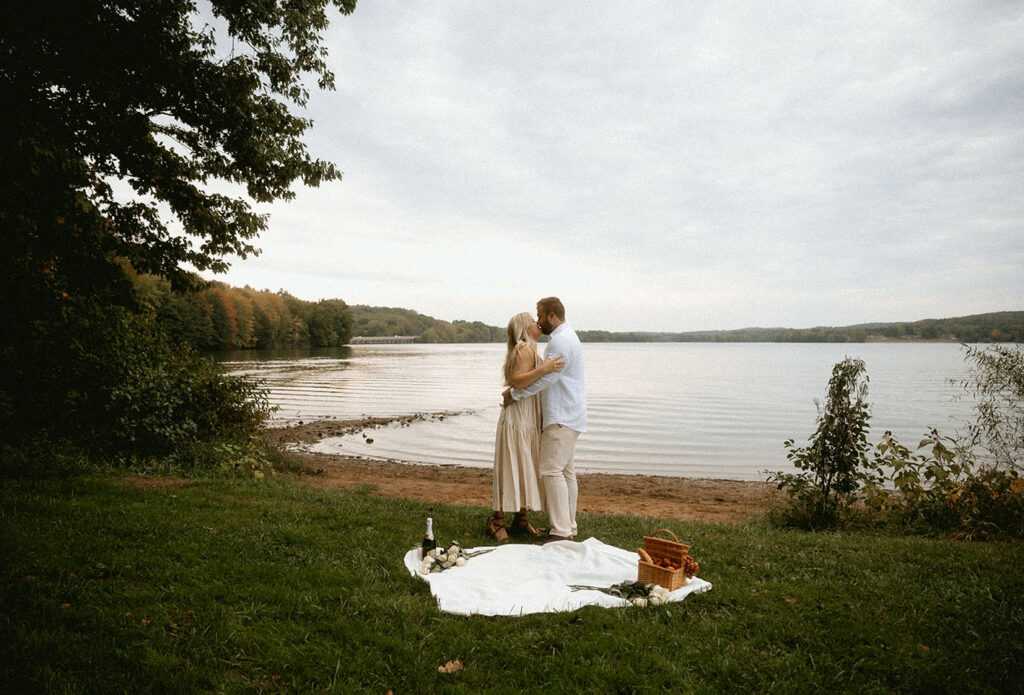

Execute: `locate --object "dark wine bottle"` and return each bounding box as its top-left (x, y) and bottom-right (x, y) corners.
top-left (421, 517), bottom-right (436, 559)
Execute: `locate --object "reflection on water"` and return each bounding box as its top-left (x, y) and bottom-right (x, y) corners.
top-left (214, 345), bottom-right (354, 363)
top-left (220, 342), bottom-right (976, 481)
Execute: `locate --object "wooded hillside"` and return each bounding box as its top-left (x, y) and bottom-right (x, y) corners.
top-left (579, 311), bottom-right (1024, 343)
top-left (348, 305), bottom-right (503, 343)
top-left (142, 271), bottom-right (1023, 348)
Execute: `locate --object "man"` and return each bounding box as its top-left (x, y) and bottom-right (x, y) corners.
top-left (503, 296), bottom-right (586, 543)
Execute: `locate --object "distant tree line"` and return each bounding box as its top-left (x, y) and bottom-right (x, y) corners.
top-left (130, 271), bottom-right (352, 350)
top-left (351, 308), bottom-right (1023, 344)
top-left (127, 284), bottom-right (511, 350)
top-left (126, 281), bottom-right (1024, 350)
top-left (578, 312), bottom-right (1024, 343)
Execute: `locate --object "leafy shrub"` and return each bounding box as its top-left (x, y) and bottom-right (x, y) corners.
top-left (1, 299), bottom-right (270, 466)
top-left (768, 357), bottom-right (872, 528)
top-left (102, 321), bottom-right (269, 454)
top-left (861, 430), bottom-right (1024, 539)
top-left (769, 348), bottom-right (1024, 538)
top-left (151, 436), bottom-right (279, 480)
top-left (958, 344), bottom-right (1024, 472)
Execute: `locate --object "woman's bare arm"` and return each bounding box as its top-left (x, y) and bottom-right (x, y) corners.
top-left (509, 345), bottom-right (564, 389)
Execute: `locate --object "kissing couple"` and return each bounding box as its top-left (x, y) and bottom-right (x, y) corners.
top-left (487, 296), bottom-right (587, 545)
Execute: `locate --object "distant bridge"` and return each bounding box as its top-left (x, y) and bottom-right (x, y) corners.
top-left (349, 335), bottom-right (420, 344)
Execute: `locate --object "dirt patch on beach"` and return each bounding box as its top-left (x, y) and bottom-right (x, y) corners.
top-left (272, 417), bottom-right (778, 525)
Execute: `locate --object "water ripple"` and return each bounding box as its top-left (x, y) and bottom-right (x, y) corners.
top-left (225, 342), bottom-right (975, 480)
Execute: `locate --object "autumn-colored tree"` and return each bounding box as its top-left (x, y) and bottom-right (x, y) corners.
top-left (209, 287), bottom-right (239, 348)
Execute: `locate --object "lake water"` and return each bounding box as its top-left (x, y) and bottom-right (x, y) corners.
top-left (221, 342), bottom-right (976, 481)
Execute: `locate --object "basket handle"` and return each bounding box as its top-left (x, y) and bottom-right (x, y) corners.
top-left (650, 528), bottom-right (680, 543)
top-left (637, 548), bottom-right (653, 563)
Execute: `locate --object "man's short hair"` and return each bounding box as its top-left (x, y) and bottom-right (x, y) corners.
top-left (537, 296), bottom-right (565, 321)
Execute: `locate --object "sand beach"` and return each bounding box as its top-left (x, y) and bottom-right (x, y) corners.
top-left (267, 417), bottom-right (778, 525)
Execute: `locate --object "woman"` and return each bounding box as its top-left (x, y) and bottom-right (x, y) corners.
top-left (486, 312), bottom-right (564, 542)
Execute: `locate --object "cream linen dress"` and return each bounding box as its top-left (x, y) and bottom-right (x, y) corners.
top-left (492, 343), bottom-right (545, 512)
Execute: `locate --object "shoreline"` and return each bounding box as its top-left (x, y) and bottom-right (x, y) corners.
top-left (267, 417), bottom-right (779, 525)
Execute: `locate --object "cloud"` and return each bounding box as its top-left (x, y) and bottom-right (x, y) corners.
top-left (203, 1), bottom-right (1024, 331)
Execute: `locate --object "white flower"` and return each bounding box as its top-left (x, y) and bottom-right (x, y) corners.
top-left (414, 542), bottom-right (475, 575)
top-left (650, 586), bottom-right (671, 605)
top-left (632, 597), bottom-right (648, 608)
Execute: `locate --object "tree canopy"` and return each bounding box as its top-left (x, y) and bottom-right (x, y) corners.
top-left (1, 0), bottom-right (356, 455)
top-left (2, 0), bottom-right (355, 284)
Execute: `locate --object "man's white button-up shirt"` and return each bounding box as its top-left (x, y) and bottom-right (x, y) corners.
top-left (510, 322), bottom-right (586, 433)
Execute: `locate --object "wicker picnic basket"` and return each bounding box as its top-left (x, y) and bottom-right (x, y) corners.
top-left (637, 528), bottom-right (690, 591)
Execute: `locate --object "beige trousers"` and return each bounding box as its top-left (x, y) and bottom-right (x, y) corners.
top-left (538, 424), bottom-right (580, 538)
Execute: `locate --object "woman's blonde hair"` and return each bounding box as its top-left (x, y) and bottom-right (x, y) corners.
top-left (502, 312), bottom-right (536, 386)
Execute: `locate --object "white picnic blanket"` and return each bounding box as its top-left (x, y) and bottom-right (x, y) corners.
top-left (403, 537), bottom-right (712, 616)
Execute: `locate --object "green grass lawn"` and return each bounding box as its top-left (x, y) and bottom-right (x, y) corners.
top-left (1, 473), bottom-right (1022, 694)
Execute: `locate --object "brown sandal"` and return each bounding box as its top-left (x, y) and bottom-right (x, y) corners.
top-left (485, 514), bottom-right (508, 543)
top-left (509, 512), bottom-right (541, 537)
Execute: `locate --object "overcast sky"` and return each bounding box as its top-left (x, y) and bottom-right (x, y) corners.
top-left (201, 1), bottom-right (1024, 332)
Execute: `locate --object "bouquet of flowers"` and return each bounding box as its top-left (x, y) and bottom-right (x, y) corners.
top-left (418, 543), bottom-right (493, 574)
top-left (569, 580), bottom-right (672, 607)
